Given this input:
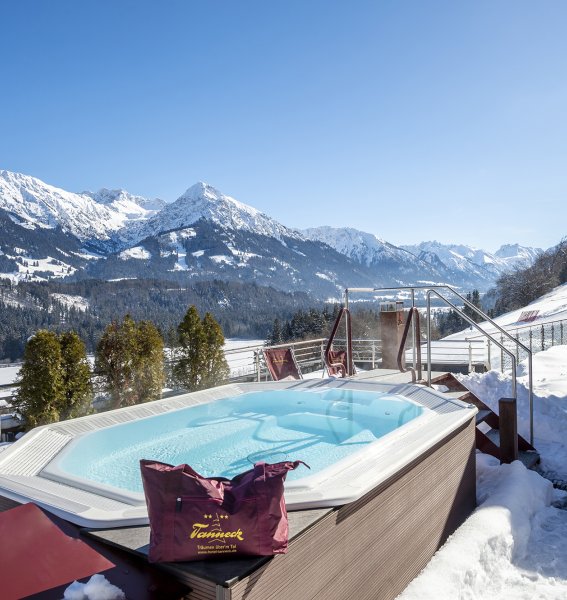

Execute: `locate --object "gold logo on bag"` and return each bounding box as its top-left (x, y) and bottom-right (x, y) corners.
top-left (190, 512), bottom-right (244, 543)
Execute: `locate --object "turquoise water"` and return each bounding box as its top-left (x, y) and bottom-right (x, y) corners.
top-left (57, 389), bottom-right (423, 494)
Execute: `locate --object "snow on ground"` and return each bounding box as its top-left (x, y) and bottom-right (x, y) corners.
top-left (447, 282), bottom-right (567, 342)
top-left (0, 365), bottom-right (20, 386)
top-left (51, 293), bottom-right (89, 312)
top-left (224, 338), bottom-right (264, 377)
top-left (118, 246), bottom-right (151, 260)
top-left (398, 344), bottom-right (567, 600)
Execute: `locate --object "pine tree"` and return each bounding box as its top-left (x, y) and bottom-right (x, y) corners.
top-left (268, 318), bottom-right (283, 346)
top-left (133, 320), bottom-right (165, 403)
top-left (462, 290), bottom-right (482, 323)
top-left (174, 306), bottom-right (206, 391)
top-left (14, 330), bottom-right (64, 429)
top-left (95, 315), bottom-right (138, 409)
top-left (59, 331), bottom-right (93, 420)
top-left (201, 312), bottom-right (230, 389)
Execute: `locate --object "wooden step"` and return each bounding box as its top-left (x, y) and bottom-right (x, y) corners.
top-left (484, 428), bottom-right (540, 469)
top-left (432, 372), bottom-right (540, 467)
top-left (475, 409), bottom-right (492, 425)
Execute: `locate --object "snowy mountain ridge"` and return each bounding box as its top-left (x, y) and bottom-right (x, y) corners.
top-left (0, 170), bottom-right (542, 294)
top-left (301, 226), bottom-right (416, 267)
top-left (131, 182), bottom-right (301, 245)
top-left (0, 170), bottom-right (163, 242)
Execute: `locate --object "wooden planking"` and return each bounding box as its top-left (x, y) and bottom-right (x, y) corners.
top-left (0, 493), bottom-right (20, 512)
top-left (228, 417), bottom-right (476, 600)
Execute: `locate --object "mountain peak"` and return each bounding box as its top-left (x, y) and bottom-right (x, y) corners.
top-left (139, 182), bottom-right (295, 241)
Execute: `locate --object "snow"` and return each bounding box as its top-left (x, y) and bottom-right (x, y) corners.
top-left (0, 170), bottom-right (140, 242)
top-left (447, 283), bottom-right (567, 341)
top-left (117, 246), bottom-right (151, 260)
top-left (209, 254), bottom-right (233, 265)
top-left (137, 181), bottom-right (301, 244)
top-left (0, 365), bottom-right (21, 386)
top-left (0, 252), bottom-right (77, 283)
top-left (51, 293), bottom-right (89, 312)
top-left (63, 574), bottom-right (125, 600)
top-left (224, 338), bottom-right (265, 378)
top-left (398, 455), bottom-right (567, 600)
top-left (396, 284), bottom-right (567, 599)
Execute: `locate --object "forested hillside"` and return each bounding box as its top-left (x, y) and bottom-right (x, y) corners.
top-left (0, 278), bottom-right (317, 360)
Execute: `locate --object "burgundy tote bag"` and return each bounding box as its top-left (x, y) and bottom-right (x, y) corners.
top-left (140, 459), bottom-right (307, 562)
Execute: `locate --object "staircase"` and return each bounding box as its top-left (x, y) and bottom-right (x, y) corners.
top-left (430, 373), bottom-right (540, 469)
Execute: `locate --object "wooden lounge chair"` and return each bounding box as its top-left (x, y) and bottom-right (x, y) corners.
top-left (262, 347), bottom-right (303, 381)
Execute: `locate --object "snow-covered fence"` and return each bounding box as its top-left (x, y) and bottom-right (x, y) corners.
top-left (471, 317), bottom-right (567, 372)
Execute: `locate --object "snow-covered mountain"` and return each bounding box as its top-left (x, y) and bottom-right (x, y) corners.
top-left (0, 170), bottom-right (542, 296)
top-left (0, 170), bottom-right (163, 244)
top-left (301, 226), bottom-right (447, 285)
top-left (494, 243), bottom-right (541, 267)
top-left (84, 188), bottom-right (166, 218)
top-left (301, 228), bottom-right (540, 290)
top-left (402, 241), bottom-right (542, 282)
top-left (126, 182), bottom-right (302, 247)
top-left (302, 226), bottom-right (415, 268)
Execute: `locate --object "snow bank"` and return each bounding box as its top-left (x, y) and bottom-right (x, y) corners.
top-left (398, 455), bottom-right (557, 600)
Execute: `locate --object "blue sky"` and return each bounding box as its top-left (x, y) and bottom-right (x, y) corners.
top-left (1, 1), bottom-right (566, 252)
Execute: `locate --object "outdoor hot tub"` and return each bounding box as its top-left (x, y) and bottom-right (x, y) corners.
top-left (0, 378), bottom-right (476, 528)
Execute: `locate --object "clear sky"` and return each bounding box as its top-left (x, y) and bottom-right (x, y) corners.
top-left (1, 1), bottom-right (566, 252)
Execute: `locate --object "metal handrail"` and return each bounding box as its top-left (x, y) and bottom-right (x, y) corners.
top-left (324, 307), bottom-right (354, 376)
top-left (397, 307), bottom-right (422, 382)
top-left (345, 285), bottom-right (535, 445)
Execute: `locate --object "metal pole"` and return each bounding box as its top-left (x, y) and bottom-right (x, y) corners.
top-left (255, 350), bottom-right (261, 382)
top-left (528, 353), bottom-right (534, 446)
top-left (468, 342), bottom-right (473, 373)
top-left (411, 288), bottom-right (416, 372)
top-left (426, 294), bottom-right (432, 386)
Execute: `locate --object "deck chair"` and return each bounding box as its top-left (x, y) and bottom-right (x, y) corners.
top-left (262, 347), bottom-right (303, 381)
top-left (325, 349), bottom-right (349, 377)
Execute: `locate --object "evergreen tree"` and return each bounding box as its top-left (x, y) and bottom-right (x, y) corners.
top-left (13, 330), bottom-right (64, 429)
top-left (59, 331), bottom-right (93, 420)
top-left (133, 320), bottom-right (165, 403)
top-left (201, 312), bottom-right (230, 389)
top-left (267, 318), bottom-right (283, 346)
top-left (462, 290), bottom-right (482, 323)
top-left (174, 306), bottom-right (206, 391)
top-left (173, 306), bottom-right (229, 391)
top-left (95, 315), bottom-right (138, 409)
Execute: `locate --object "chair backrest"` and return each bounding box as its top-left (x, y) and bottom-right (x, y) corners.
top-left (262, 348), bottom-right (303, 381)
top-left (325, 349), bottom-right (348, 377)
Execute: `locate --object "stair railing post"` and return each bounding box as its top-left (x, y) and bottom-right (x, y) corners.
top-left (255, 350), bottom-right (261, 382)
top-left (487, 339), bottom-right (491, 371)
top-left (499, 397), bottom-right (519, 464)
top-left (426, 292), bottom-right (432, 387)
top-left (468, 341), bottom-right (473, 373)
